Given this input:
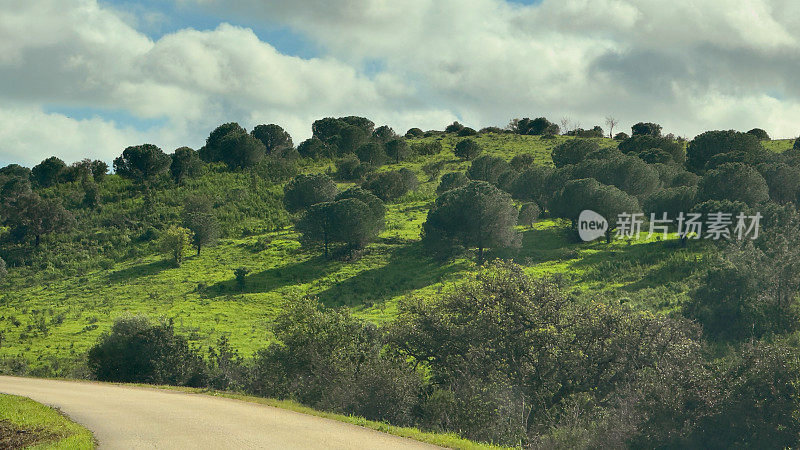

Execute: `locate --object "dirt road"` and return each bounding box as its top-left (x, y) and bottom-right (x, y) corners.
top-left (0, 376), bottom-right (440, 449)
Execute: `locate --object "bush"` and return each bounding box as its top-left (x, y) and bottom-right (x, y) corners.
top-left (697, 162), bottom-right (769, 206)
top-left (362, 169), bottom-right (418, 202)
top-left (746, 128), bottom-right (770, 140)
top-left (518, 202), bottom-right (541, 226)
top-left (445, 121), bottom-right (465, 133)
top-left (297, 138), bottom-right (334, 159)
top-left (466, 155), bottom-right (512, 185)
top-left (31, 156), bottom-right (66, 187)
top-left (159, 226), bottom-right (190, 266)
top-left (234, 267), bottom-right (250, 289)
top-left (355, 141), bottom-right (387, 167)
top-left (412, 141), bottom-right (443, 156)
top-left (421, 160), bottom-right (446, 181)
top-left (296, 196), bottom-right (385, 256)
top-left (618, 135), bottom-right (684, 163)
top-left (631, 122), bottom-right (662, 136)
top-left (454, 139), bottom-right (482, 161)
top-left (283, 173), bottom-right (339, 213)
top-left (551, 140), bottom-right (599, 167)
top-left (87, 316), bottom-right (206, 386)
top-left (436, 172), bottom-right (469, 194)
top-left (0, 256), bottom-right (6, 283)
top-left (614, 132), bottom-right (629, 140)
top-left (385, 138), bottom-right (410, 164)
top-left (687, 130), bottom-right (763, 173)
top-left (405, 127), bottom-right (424, 138)
top-left (457, 127), bottom-right (477, 137)
top-left (335, 155), bottom-right (371, 181)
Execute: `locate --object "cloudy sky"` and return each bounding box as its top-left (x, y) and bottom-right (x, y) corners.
top-left (2, 0), bottom-right (800, 167)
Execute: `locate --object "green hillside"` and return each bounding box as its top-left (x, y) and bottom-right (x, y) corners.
top-left (0, 133), bottom-right (706, 373)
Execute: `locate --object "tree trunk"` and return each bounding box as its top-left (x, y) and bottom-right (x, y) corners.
top-left (35, 234), bottom-right (40, 247)
top-left (197, 245), bottom-right (202, 256)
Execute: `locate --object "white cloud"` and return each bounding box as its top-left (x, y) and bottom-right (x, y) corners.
top-left (3, 0), bottom-right (800, 166)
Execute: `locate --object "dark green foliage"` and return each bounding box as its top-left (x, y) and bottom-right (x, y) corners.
top-left (333, 125), bottom-right (368, 155)
top-left (385, 139), bottom-right (410, 164)
top-left (251, 124), bottom-right (293, 155)
top-left (170, 147), bottom-right (203, 183)
top-left (643, 186), bottom-right (698, 218)
top-left (335, 155), bottom-right (371, 181)
top-left (372, 125), bottom-right (397, 143)
top-left (746, 128), bottom-right (770, 140)
top-left (234, 267), bottom-right (250, 289)
top-left (445, 121), bottom-right (464, 133)
top-left (283, 174), bottom-right (339, 213)
top-left (421, 160), bottom-right (446, 182)
top-left (511, 165), bottom-right (559, 205)
top-left (31, 156), bottom-right (66, 187)
top-left (411, 140), bottom-right (442, 156)
top-left (0, 164), bottom-right (31, 182)
top-left (0, 256), bottom-right (6, 283)
top-left (362, 168), bottom-right (418, 202)
top-left (249, 298), bottom-right (421, 425)
top-left (87, 316), bottom-right (206, 386)
top-left (182, 195), bottom-right (219, 256)
top-left (759, 163), bottom-right (800, 204)
top-left (313, 117), bottom-right (373, 155)
top-left (618, 135), bottom-right (684, 163)
top-left (794, 137), bottom-right (800, 151)
top-left (479, 126), bottom-right (505, 134)
top-left (82, 180), bottom-right (100, 210)
top-left (218, 131), bottom-right (266, 170)
top-left (405, 127), bottom-right (424, 138)
top-left (336, 155), bottom-right (373, 181)
top-left (551, 140), bottom-right (599, 167)
top-left (512, 117), bottom-right (558, 135)
top-left (698, 163), bottom-right (769, 206)
top-left (297, 137), bottom-right (334, 159)
top-left (336, 187), bottom-right (386, 225)
top-left (113, 144), bottom-right (170, 182)
top-left (687, 130), bottom-right (763, 173)
top-left (2, 192), bottom-right (75, 246)
top-left (518, 202), bottom-right (540, 226)
top-left (457, 127), bottom-right (477, 137)
top-left (199, 122), bottom-right (246, 162)
top-left (89, 160), bottom-right (108, 182)
top-left (550, 178), bottom-right (640, 240)
top-left (296, 197), bottom-right (384, 256)
top-left (422, 181), bottom-right (519, 261)
top-left (466, 155), bottom-right (511, 185)
top-left (355, 141), bottom-right (386, 167)
top-left (436, 172), bottom-right (469, 194)
top-left (453, 139), bottom-right (482, 161)
top-left (613, 132), bottom-right (629, 140)
top-left (631, 122), bottom-right (662, 136)
top-left (510, 153), bottom-right (535, 171)
top-left (566, 126), bottom-right (604, 138)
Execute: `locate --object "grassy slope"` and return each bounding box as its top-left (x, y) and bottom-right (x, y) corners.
top-left (0, 393), bottom-right (95, 449)
top-left (0, 135), bottom-right (789, 369)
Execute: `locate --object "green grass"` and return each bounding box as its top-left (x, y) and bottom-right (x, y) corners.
top-left (0, 133), bottom-right (708, 371)
top-left (0, 394), bottom-right (95, 449)
top-left (762, 138), bottom-right (794, 153)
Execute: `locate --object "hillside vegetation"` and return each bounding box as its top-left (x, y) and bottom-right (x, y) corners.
top-left (2, 117), bottom-right (800, 446)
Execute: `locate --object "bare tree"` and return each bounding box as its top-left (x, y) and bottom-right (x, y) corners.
top-left (605, 116), bottom-right (618, 139)
top-left (572, 121), bottom-right (581, 139)
top-left (560, 117), bottom-right (570, 136)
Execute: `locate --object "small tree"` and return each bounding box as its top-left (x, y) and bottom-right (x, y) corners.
top-left (372, 125), bottom-right (397, 143)
top-left (160, 226), bottom-right (191, 266)
top-left (760, 163), bottom-right (800, 204)
top-left (234, 267), bottom-right (250, 289)
top-left (2, 192), bottom-right (75, 247)
top-left (297, 138), bottom-right (334, 159)
top-left (385, 139), bottom-right (410, 164)
top-left (550, 178), bottom-right (640, 241)
top-left (283, 173), bottom-right (339, 213)
top-left (355, 141), bottom-right (387, 167)
top-left (437, 172), bottom-right (470, 194)
top-left (422, 181), bottom-right (520, 262)
top-left (422, 161), bottom-right (446, 181)
top-left (251, 124), bottom-right (293, 155)
top-left (219, 131), bottom-right (266, 170)
top-left (445, 121), bottom-right (465, 133)
top-left (31, 156), bottom-right (66, 187)
top-left (518, 203), bottom-right (541, 227)
top-left (746, 128), bottom-right (770, 141)
top-left (698, 163), bottom-right (769, 206)
top-left (405, 128), bottom-right (424, 138)
top-left (631, 122), bottom-right (662, 137)
top-left (170, 147), bottom-right (203, 183)
top-left (363, 168), bottom-right (418, 202)
top-left (467, 155), bottom-right (512, 185)
top-left (454, 139), bottom-right (482, 161)
top-left (200, 122), bottom-right (246, 162)
top-left (686, 130), bottom-right (763, 173)
top-left (296, 198), bottom-right (384, 257)
top-left (114, 144), bottom-right (171, 183)
top-left (551, 140), bottom-right (599, 168)
top-left (182, 195), bottom-right (219, 256)
top-left (605, 116), bottom-right (619, 138)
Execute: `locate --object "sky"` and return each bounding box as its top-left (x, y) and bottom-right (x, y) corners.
top-left (2, 0), bottom-right (800, 167)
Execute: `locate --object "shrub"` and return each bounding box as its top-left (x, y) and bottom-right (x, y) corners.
top-left (0, 256), bottom-right (6, 283)
top-left (251, 124), bottom-right (293, 155)
top-left (687, 130), bottom-right (763, 173)
top-left (436, 172), bottom-right (469, 194)
top-left (445, 121), bottom-right (465, 133)
top-left (297, 137), bottom-right (334, 159)
top-left (385, 139), bottom-right (410, 164)
top-left (422, 160), bottom-right (446, 181)
top-left (234, 267), bottom-right (250, 289)
top-left (405, 127), bottom-right (424, 138)
top-left (422, 181), bottom-right (519, 261)
top-left (335, 155), bottom-right (371, 181)
top-left (283, 174), bottom-right (339, 213)
top-left (631, 122), bottom-right (662, 136)
top-left (466, 155), bottom-right (512, 185)
top-left (159, 226), bottom-right (191, 266)
top-left (457, 127), bottom-right (477, 137)
top-left (518, 202), bottom-right (541, 227)
top-left (31, 156), bottom-right (66, 187)
top-left (355, 141), bottom-right (387, 167)
top-left (454, 139), bottom-right (482, 161)
top-left (296, 196), bottom-right (385, 256)
top-left (697, 163), bottom-right (769, 206)
top-left (551, 140), bottom-right (600, 167)
top-left (87, 316), bottom-right (206, 386)
top-left (618, 135), bottom-right (685, 163)
top-left (199, 122), bottom-right (246, 162)
top-left (746, 128), bottom-right (770, 140)
top-left (362, 169), bottom-right (418, 202)
top-left (412, 141), bottom-right (443, 156)
top-left (170, 147), bottom-right (203, 183)
top-left (614, 132), bottom-right (629, 140)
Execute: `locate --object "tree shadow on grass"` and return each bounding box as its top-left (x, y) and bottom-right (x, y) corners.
top-left (490, 224), bottom-right (579, 264)
top-left (107, 259), bottom-right (172, 283)
top-left (200, 254), bottom-right (342, 297)
top-left (315, 242), bottom-right (471, 308)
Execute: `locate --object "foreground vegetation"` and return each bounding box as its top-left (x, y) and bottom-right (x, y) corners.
top-left (0, 394), bottom-right (95, 449)
top-left (2, 115), bottom-right (800, 446)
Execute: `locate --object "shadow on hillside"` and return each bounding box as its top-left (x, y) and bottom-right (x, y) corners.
top-left (489, 224), bottom-right (578, 263)
top-left (200, 254), bottom-right (340, 297)
top-left (107, 260), bottom-right (172, 283)
top-left (315, 242), bottom-right (470, 308)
